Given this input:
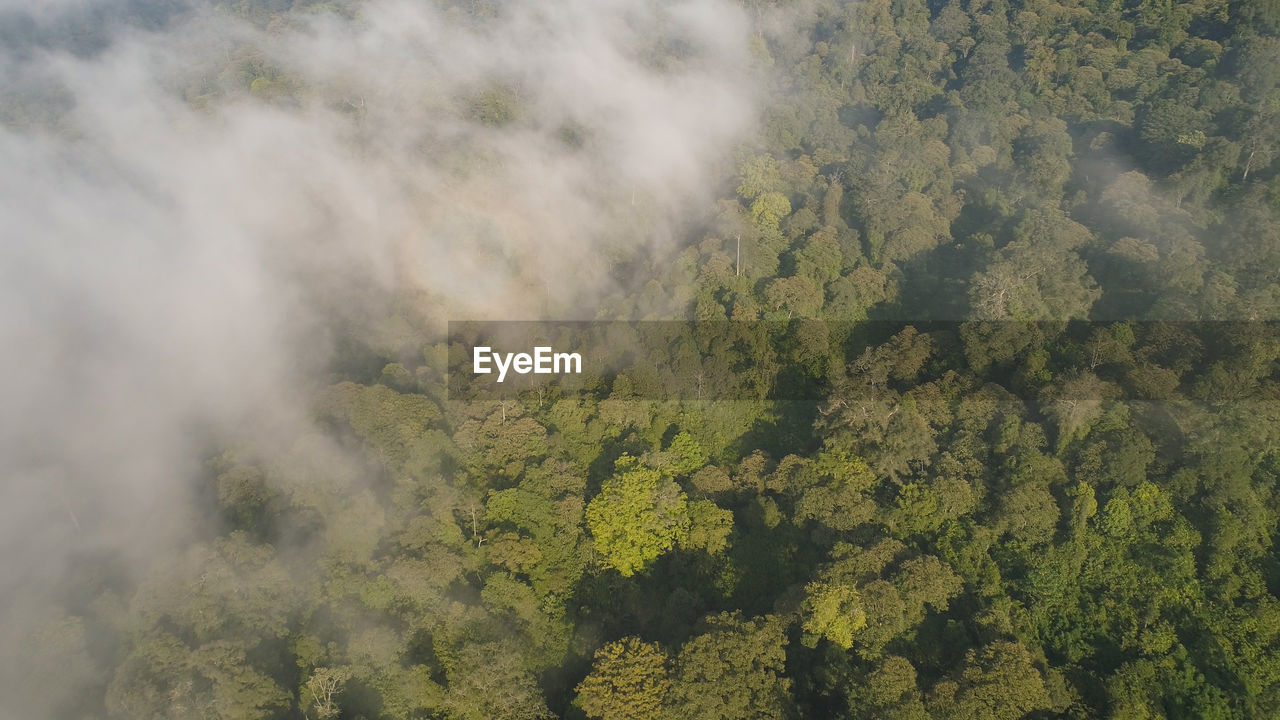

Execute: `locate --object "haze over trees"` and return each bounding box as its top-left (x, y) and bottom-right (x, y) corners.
top-left (0, 0), bottom-right (1278, 719)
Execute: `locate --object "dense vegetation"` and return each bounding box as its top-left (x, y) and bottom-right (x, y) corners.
top-left (12, 0), bottom-right (1280, 718)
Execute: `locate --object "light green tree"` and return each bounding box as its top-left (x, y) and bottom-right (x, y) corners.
top-left (585, 456), bottom-right (690, 576)
top-left (751, 192), bottom-right (792, 232)
top-left (800, 581), bottom-right (867, 649)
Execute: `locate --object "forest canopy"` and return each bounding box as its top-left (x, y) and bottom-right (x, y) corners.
top-left (0, 1), bottom-right (1278, 719)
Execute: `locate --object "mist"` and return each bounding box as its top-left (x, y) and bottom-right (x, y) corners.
top-left (0, 1), bottom-right (759, 715)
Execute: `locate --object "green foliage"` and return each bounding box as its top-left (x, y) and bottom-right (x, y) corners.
top-left (35, 1), bottom-right (1280, 718)
top-left (666, 431), bottom-right (709, 475)
top-left (585, 456), bottom-right (690, 576)
top-left (667, 613), bottom-right (792, 720)
top-left (442, 642), bottom-right (551, 720)
top-left (927, 641), bottom-right (1052, 720)
top-left (849, 656), bottom-right (930, 720)
top-left (683, 499), bottom-right (734, 555)
top-left (575, 638), bottom-right (672, 720)
top-left (750, 192), bottom-right (792, 232)
top-left (800, 581), bottom-right (866, 649)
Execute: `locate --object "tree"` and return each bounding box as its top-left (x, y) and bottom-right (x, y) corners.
top-left (800, 581), bottom-right (867, 649)
top-left (792, 452), bottom-right (878, 531)
top-left (684, 499), bottom-right (734, 555)
top-left (106, 636), bottom-right (291, 720)
top-left (301, 667), bottom-right (350, 720)
top-left (669, 613), bottom-right (792, 720)
top-left (764, 275), bottom-right (824, 318)
top-left (850, 656), bottom-right (930, 720)
top-left (751, 192), bottom-right (792, 232)
top-left (851, 579), bottom-right (910, 659)
top-left (737, 155), bottom-right (784, 200)
top-left (1040, 372), bottom-right (1110, 447)
top-left (575, 638), bottom-right (672, 720)
top-left (969, 211), bottom-right (1099, 320)
top-left (996, 481), bottom-right (1060, 545)
top-left (894, 555), bottom-right (964, 621)
top-left (585, 456), bottom-right (690, 576)
top-left (928, 641), bottom-right (1052, 720)
top-left (443, 643), bottom-right (551, 720)
top-left (1012, 117), bottom-right (1073, 200)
